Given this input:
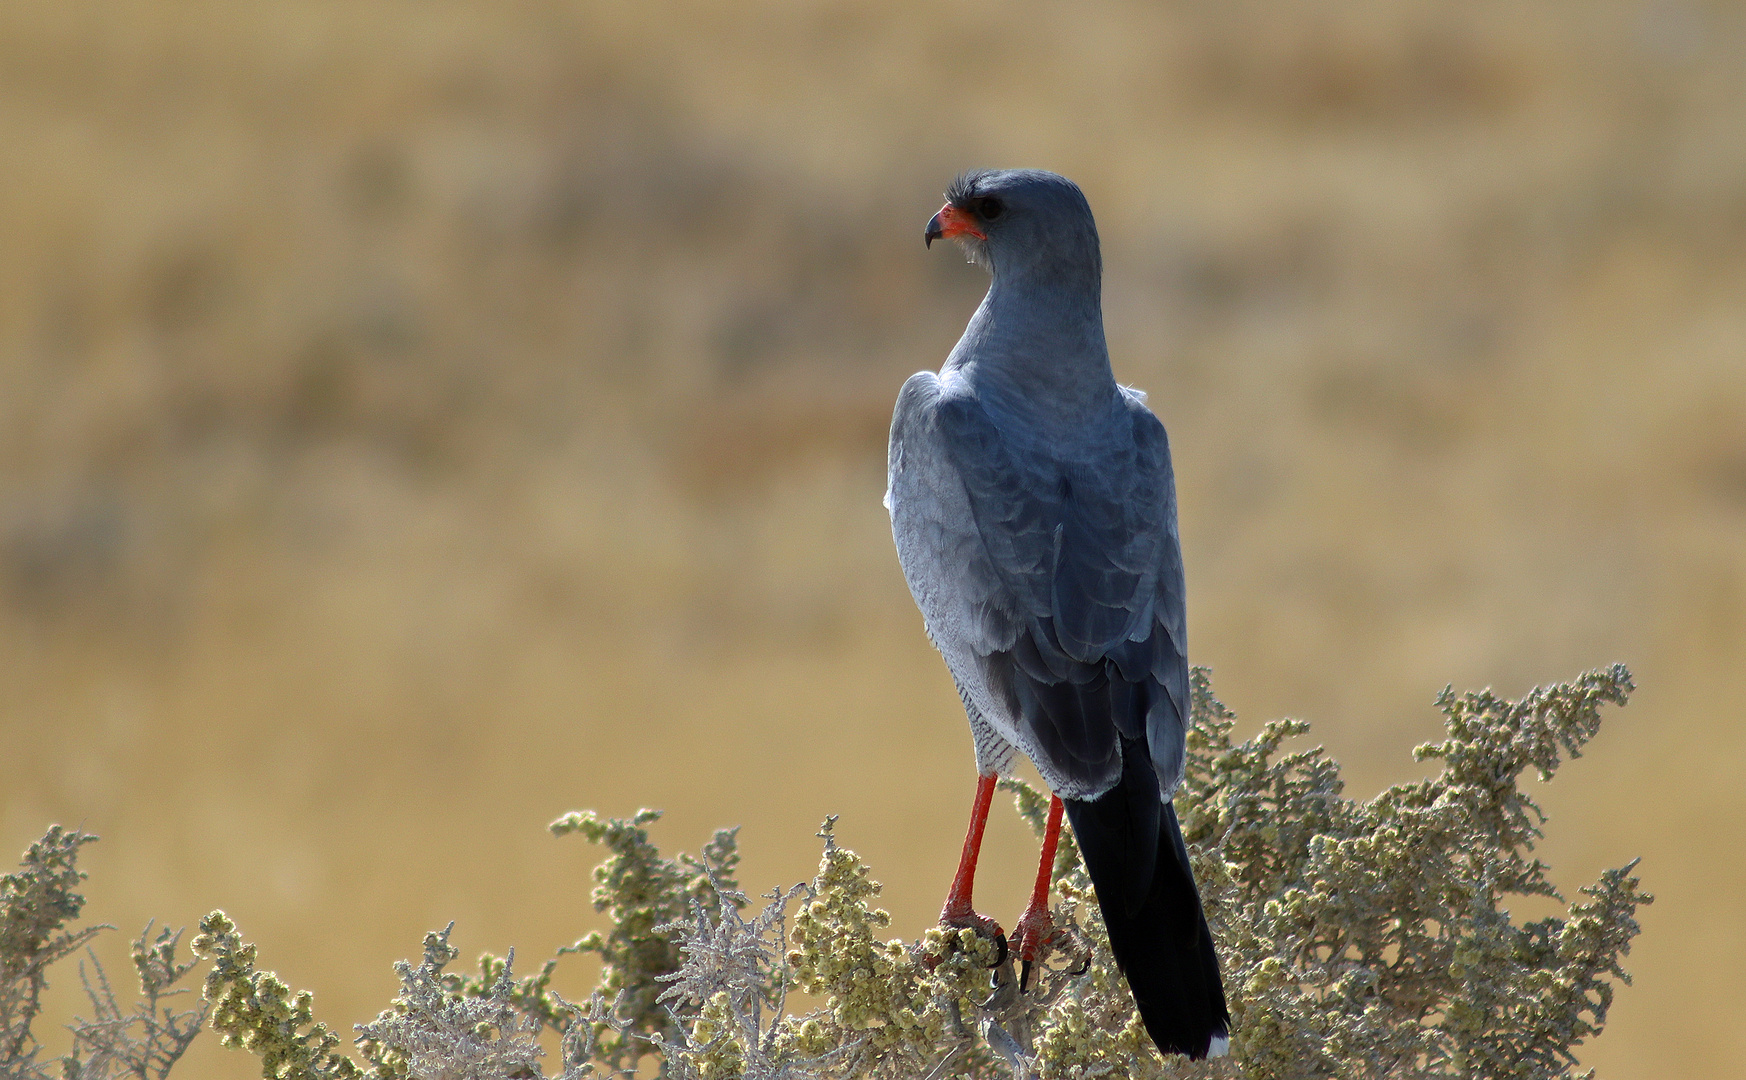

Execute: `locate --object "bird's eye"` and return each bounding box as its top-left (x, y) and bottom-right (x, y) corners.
top-left (974, 197), bottom-right (1004, 221)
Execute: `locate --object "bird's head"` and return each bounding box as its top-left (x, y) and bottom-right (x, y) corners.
top-left (925, 169), bottom-right (1101, 280)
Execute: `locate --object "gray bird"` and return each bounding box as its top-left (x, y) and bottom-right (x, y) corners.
top-left (886, 169), bottom-right (1230, 1060)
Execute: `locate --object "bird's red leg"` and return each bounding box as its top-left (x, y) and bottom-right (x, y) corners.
top-left (939, 772), bottom-right (1006, 961)
top-left (1012, 794), bottom-right (1064, 990)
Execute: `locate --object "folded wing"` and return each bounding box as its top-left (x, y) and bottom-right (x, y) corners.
top-left (887, 372), bottom-right (1189, 802)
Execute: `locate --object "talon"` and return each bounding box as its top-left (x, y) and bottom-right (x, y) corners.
top-left (1010, 793), bottom-right (1066, 994)
top-left (933, 774), bottom-right (1005, 971)
top-left (1010, 907), bottom-right (1054, 964)
top-left (1052, 927), bottom-right (1092, 978)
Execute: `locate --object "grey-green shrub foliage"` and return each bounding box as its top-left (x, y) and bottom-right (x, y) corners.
top-left (0, 827), bottom-right (207, 1080)
top-left (7, 666), bottom-right (1649, 1080)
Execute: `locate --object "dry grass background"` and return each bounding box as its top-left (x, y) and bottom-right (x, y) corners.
top-left (2, 1), bottom-right (1743, 1075)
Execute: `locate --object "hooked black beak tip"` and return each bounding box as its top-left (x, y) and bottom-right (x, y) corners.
top-left (925, 211), bottom-right (945, 249)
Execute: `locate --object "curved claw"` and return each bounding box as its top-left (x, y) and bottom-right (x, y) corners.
top-left (1018, 924), bottom-right (1090, 993)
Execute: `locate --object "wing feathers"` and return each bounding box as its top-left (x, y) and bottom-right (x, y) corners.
top-left (889, 375), bottom-right (1189, 797)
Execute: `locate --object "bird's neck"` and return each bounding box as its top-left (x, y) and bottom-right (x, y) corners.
top-left (944, 267), bottom-right (1118, 425)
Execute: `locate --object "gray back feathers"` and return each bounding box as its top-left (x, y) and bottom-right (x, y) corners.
top-left (888, 170), bottom-right (1188, 800)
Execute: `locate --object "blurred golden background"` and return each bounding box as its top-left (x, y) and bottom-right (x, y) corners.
top-left (3, 1), bottom-right (1743, 1075)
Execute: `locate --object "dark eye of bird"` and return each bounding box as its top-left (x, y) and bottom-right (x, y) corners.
top-left (975, 197), bottom-right (1004, 221)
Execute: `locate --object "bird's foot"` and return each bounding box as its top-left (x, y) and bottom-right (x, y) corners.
top-left (1012, 906), bottom-right (1088, 993)
top-left (1010, 903), bottom-right (1052, 961)
top-left (1011, 903), bottom-right (1055, 993)
top-left (935, 904), bottom-right (1007, 970)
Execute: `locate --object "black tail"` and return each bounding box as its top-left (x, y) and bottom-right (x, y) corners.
top-left (1064, 743), bottom-right (1230, 1060)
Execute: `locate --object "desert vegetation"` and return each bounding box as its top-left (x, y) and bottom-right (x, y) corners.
top-left (7, 668), bottom-right (1647, 1078)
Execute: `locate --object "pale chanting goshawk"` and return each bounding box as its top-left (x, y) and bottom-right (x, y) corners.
top-left (886, 169), bottom-right (1230, 1060)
